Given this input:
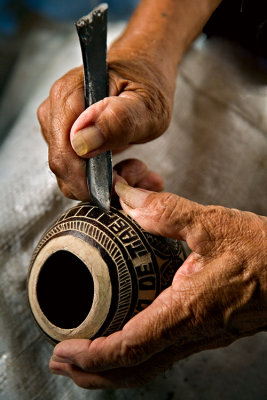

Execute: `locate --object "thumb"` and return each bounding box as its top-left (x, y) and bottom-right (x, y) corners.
top-left (70, 93), bottom-right (166, 157)
top-left (115, 182), bottom-right (207, 251)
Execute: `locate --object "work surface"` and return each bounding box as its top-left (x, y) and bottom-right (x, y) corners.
top-left (0, 21), bottom-right (267, 400)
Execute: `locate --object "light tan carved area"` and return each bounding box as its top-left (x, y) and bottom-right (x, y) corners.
top-left (28, 235), bottom-right (112, 341)
top-left (29, 221), bottom-right (136, 339)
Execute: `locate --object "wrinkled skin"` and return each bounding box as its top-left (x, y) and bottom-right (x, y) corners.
top-left (37, 53), bottom-right (173, 200)
top-left (37, 0), bottom-right (222, 200)
top-left (49, 162), bottom-right (267, 388)
top-left (37, 0), bottom-right (267, 390)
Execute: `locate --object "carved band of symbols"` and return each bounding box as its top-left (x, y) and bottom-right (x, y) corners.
top-left (28, 203), bottom-right (187, 341)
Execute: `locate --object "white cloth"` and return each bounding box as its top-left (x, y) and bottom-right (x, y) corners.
top-left (0, 22), bottom-right (266, 399)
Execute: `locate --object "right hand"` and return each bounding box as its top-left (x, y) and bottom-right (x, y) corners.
top-left (37, 48), bottom-right (175, 200)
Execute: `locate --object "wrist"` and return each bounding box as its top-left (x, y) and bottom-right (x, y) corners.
top-left (109, 0), bottom-right (222, 75)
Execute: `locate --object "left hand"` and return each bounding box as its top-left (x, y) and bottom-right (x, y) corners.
top-left (49, 170), bottom-right (267, 389)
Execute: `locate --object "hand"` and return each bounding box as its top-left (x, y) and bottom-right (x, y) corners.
top-left (37, 0), bottom-right (222, 201)
top-left (49, 177), bottom-right (267, 389)
top-left (37, 46), bottom-right (174, 201)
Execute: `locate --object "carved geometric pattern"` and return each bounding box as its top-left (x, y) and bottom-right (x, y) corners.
top-left (29, 203), bottom-right (187, 339)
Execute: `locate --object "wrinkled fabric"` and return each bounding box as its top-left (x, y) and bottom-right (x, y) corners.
top-left (0, 22), bottom-right (267, 399)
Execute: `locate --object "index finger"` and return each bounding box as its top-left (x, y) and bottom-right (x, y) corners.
top-left (38, 67), bottom-right (92, 199)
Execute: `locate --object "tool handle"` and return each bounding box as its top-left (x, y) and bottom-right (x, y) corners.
top-left (76, 3), bottom-right (108, 107)
top-left (75, 4), bottom-right (112, 213)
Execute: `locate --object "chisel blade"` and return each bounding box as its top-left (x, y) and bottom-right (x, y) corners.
top-left (76, 3), bottom-right (112, 213)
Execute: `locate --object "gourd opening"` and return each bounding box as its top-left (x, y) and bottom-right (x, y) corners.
top-left (36, 250), bottom-right (94, 329)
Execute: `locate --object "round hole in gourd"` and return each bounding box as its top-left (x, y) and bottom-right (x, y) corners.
top-left (36, 250), bottom-right (94, 329)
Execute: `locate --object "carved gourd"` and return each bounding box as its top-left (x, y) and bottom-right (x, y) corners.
top-left (28, 203), bottom-right (187, 344)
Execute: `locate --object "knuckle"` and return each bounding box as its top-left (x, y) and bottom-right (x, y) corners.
top-left (59, 185), bottom-right (76, 200)
top-left (48, 152), bottom-right (63, 176)
top-left (160, 192), bottom-right (179, 211)
top-left (49, 152), bottom-right (87, 200)
top-left (101, 98), bottom-right (136, 143)
top-left (37, 100), bottom-right (48, 126)
top-left (50, 68), bottom-right (84, 108)
top-left (148, 192), bottom-right (179, 224)
top-left (49, 77), bottom-right (66, 101)
top-left (199, 205), bottom-right (232, 251)
top-left (48, 152), bottom-right (70, 184)
top-left (141, 86), bottom-right (171, 136)
top-left (57, 178), bottom-right (77, 200)
top-left (57, 172), bottom-right (87, 201)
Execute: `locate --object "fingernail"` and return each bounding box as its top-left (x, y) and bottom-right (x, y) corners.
top-left (50, 367), bottom-right (70, 377)
top-left (71, 126), bottom-right (105, 156)
top-left (52, 355), bottom-right (72, 364)
top-left (115, 182), bottom-right (151, 209)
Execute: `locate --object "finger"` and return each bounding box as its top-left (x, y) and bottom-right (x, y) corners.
top-left (50, 349), bottom-right (175, 389)
top-left (50, 343), bottom-right (175, 389)
top-left (114, 158), bottom-right (164, 191)
top-left (45, 124), bottom-right (90, 201)
top-left (56, 167), bottom-right (89, 202)
top-left (48, 67), bottom-right (84, 164)
top-left (69, 90), bottom-right (167, 157)
top-left (37, 98), bottom-right (50, 142)
top-left (40, 67), bottom-right (91, 200)
top-left (39, 66), bottom-right (84, 146)
top-left (50, 325), bottom-right (237, 389)
top-left (114, 182), bottom-right (208, 252)
top-left (114, 182), bottom-right (262, 263)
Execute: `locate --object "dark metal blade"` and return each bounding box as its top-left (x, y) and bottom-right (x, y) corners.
top-left (75, 3), bottom-right (112, 213)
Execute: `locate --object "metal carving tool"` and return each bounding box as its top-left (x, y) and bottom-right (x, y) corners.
top-left (75, 3), bottom-right (112, 213)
